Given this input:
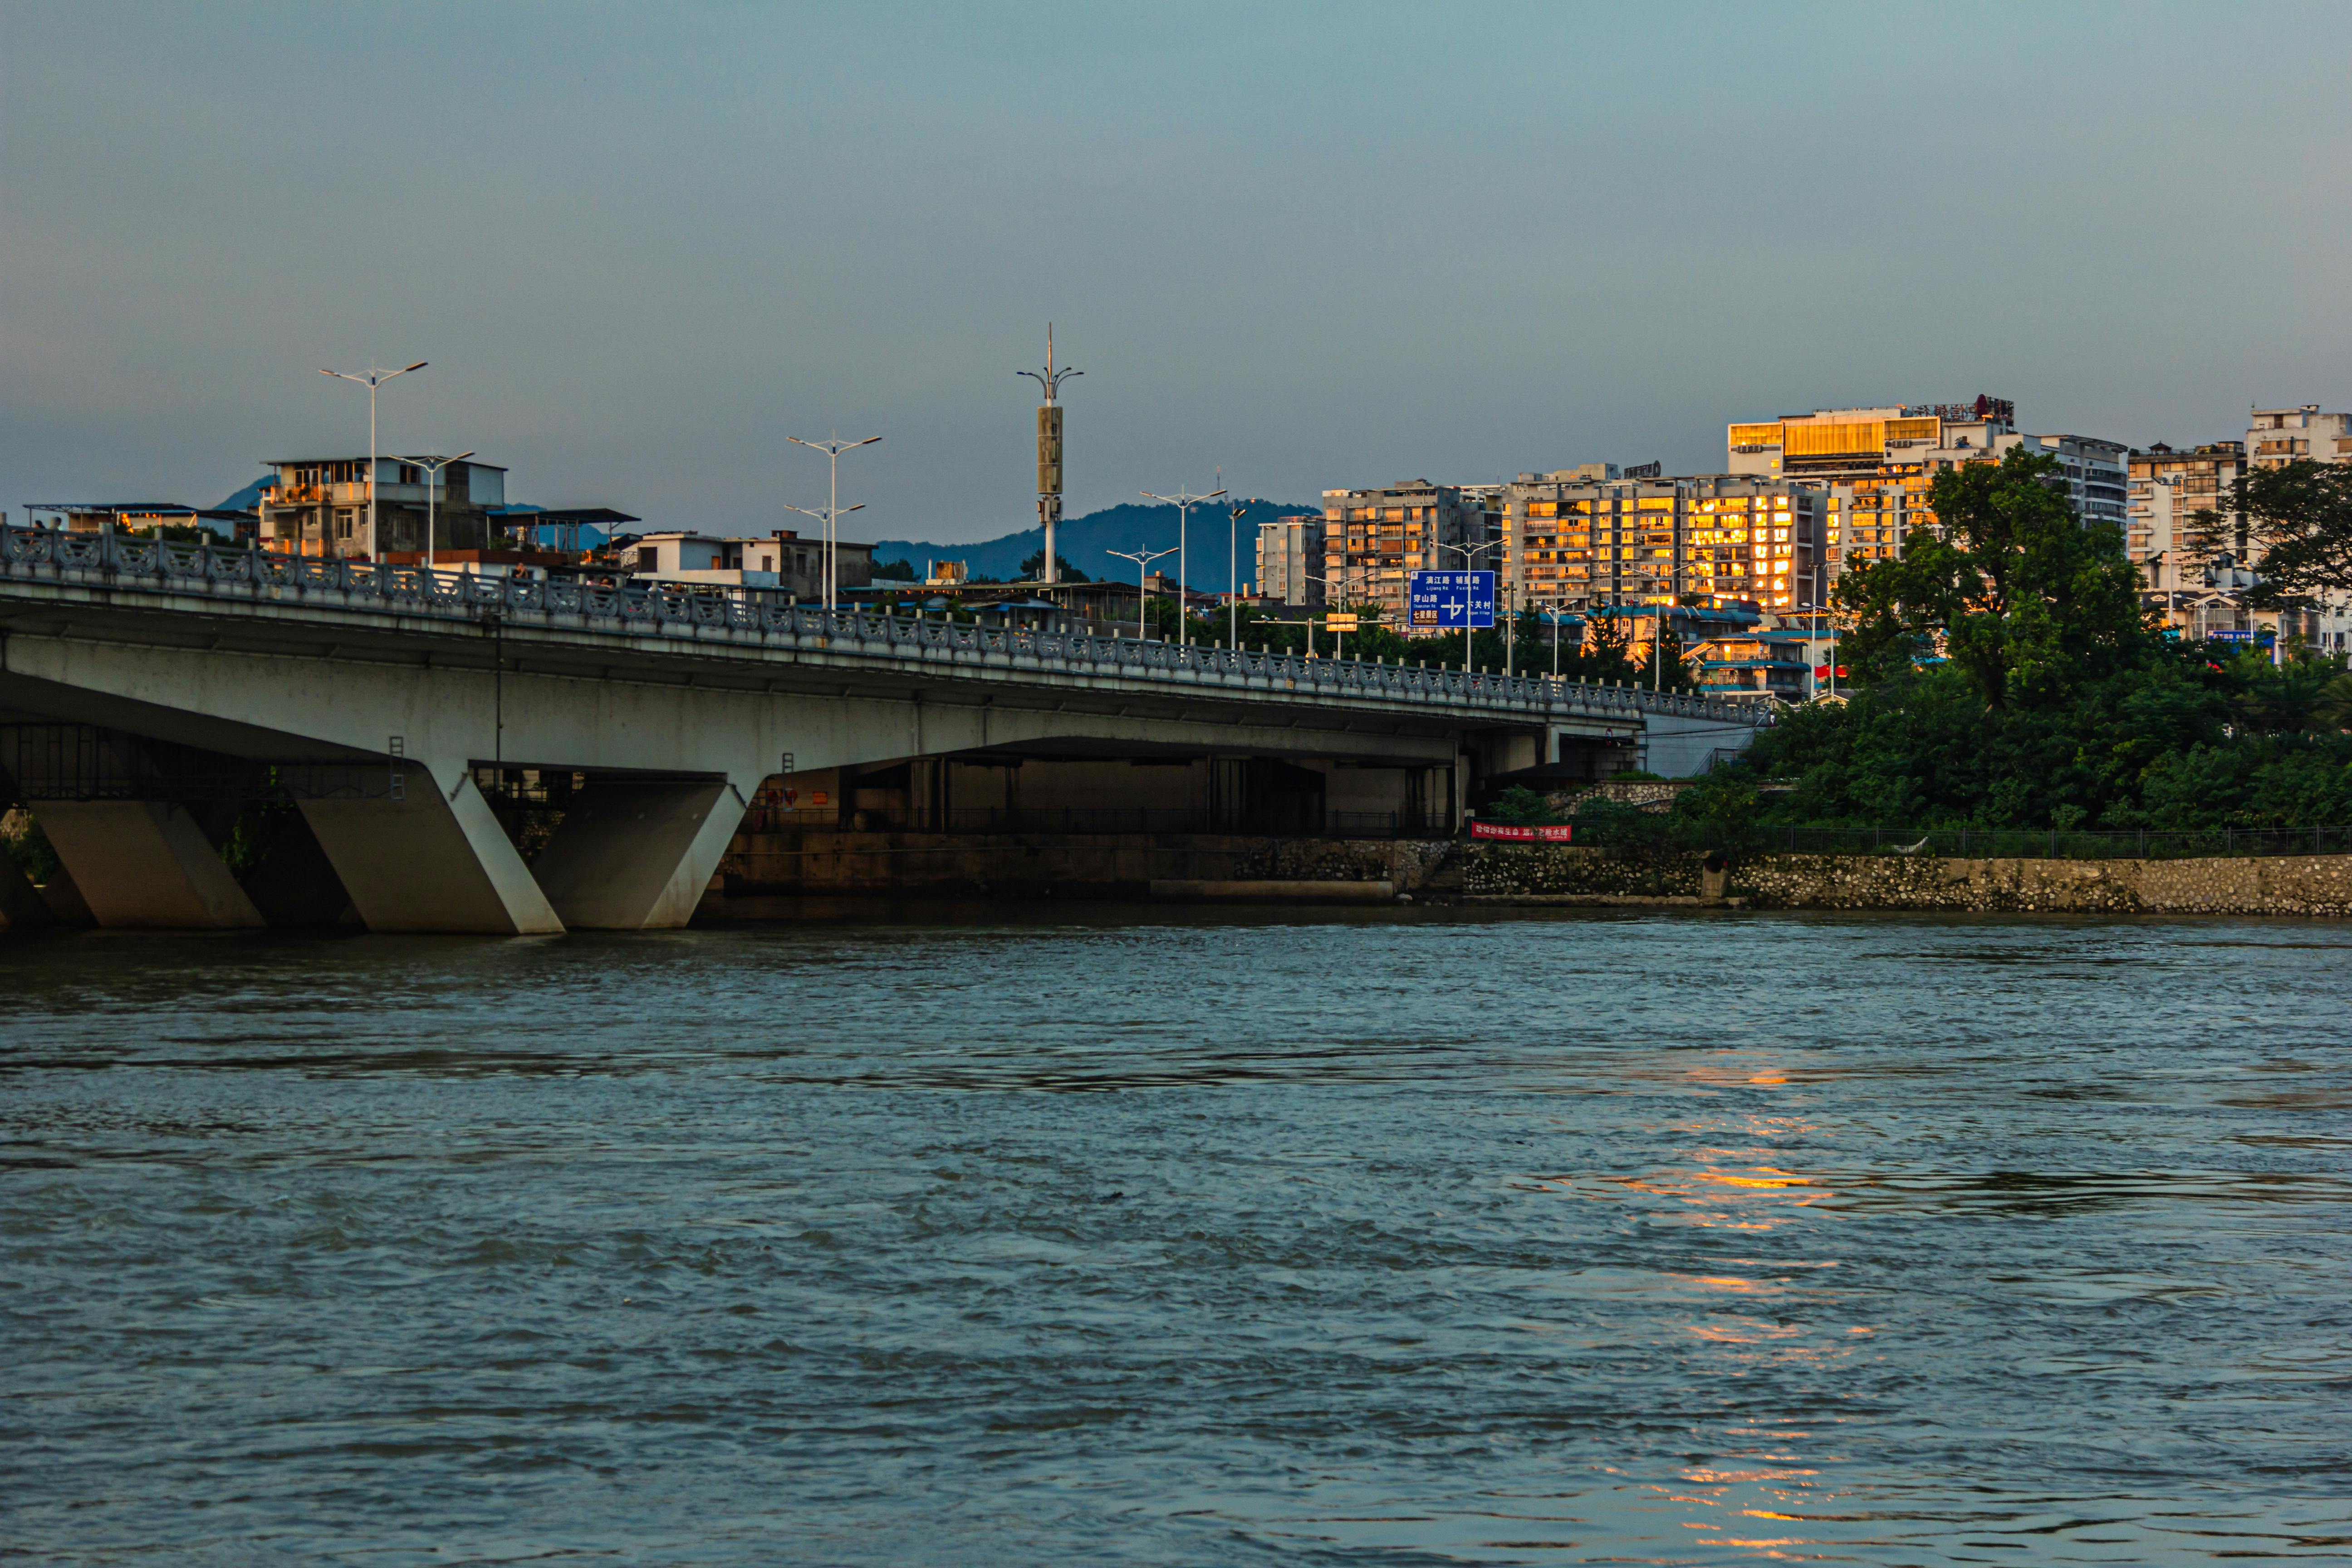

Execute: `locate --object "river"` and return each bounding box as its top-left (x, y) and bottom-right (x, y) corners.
top-left (4, 908), bottom-right (2348, 1564)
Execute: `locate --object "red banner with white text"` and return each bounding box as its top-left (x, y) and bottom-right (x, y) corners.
top-left (1469, 822), bottom-right (1573, 843)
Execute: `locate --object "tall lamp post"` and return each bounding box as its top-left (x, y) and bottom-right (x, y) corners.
top-left (1108, 544), bottom-right (1177, 641)
top-left (1140, 485), bottom-right (1225, 648)
top-left (1016, 326), bottom-right (1080, 587)
top-left (321, 360), bottom-right (426, 559)
top-left (786, 434), bottom-right (881, 612)
top-left (399, 450), bottom-right (473, 571)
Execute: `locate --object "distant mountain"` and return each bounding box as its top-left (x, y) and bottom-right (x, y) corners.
top-left (216, 478), bottom-right (268, 510)
top-left (870, 499), bottom-right (1317, 590)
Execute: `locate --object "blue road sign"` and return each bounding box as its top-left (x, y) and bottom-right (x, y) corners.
top-left (1408, 569), bottom-right (1496, 629)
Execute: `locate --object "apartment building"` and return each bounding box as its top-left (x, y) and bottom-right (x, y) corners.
top-left (1319, 480), bottom-right (1499, 627)
top-left (1505, 471), bottom-right (1824, 614)
top-left (1727, 402), bottom-right (2127, 585)
top-left (2127, 443), bottom-right (2244, 593)
top-left (1253, 514), bottom-right (1327, 608)
top-left (257, 456), bottom-right (507, 558)
top-left (2246, 405), bottom-right (2352, 469)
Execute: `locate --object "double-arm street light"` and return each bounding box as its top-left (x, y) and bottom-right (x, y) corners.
top-left (1140, 485), bottom-right (1225, 647)
top-left (786, 433), bottom-right (881, 612)
top-left (321, 361), bottom-right (427, 558)
top-left (1107, 544), bottom-right (1177, 641)
top-left (1431, 537), bottom-right (1503, 672)
top-left (399, 450), bottom-right (473, 570)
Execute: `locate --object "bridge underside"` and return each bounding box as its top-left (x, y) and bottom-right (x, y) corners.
top-left (0, 588), bottom-right (1729, 933)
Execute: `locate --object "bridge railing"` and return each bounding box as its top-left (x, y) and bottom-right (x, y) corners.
top-left (0, 523), bottom-right (1770, 729)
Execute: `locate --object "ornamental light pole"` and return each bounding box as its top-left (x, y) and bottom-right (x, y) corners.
top-left (399, 450), bottom-right (473, 571)
top-left (1140, 484), bottom-right (1225, 648)
top-left (320, 360), bottom-right (426, 558)
top-left (1107, 544), bottom-right (1176, 641)
top-left (1016, 325), bottom-right (1081, 587)
top-left (785, 433), bottom-right (880, 612)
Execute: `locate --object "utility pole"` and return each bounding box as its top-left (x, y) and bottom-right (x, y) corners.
top-left (321, 360), bottom-right (426, 559)
top-left (1140, 485), bottom-right (1225, 647)
top-left (1108, 544), bottom-right (1176, 641)
top-left (786, 434), bottom-right (880, 612)
top-left (1017, 325), bottom-right (1080, 587)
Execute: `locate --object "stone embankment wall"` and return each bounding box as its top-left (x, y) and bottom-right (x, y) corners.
top-left (707, 829), bottom-right (2352, 916)
top-left (1463, 844), bottom-right (2352, 916)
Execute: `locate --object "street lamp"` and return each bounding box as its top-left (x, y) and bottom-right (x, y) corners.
top-left (399, 450), bottom-right (473, 571)
top-left (320, 360), bottom-right (426, 559)
top-left (1107, 544), bottom-right (1177, 642)
top-left (1432, 537), bottom-right (1503, 672)
top-left (1140, 485), bottom-right (1225, 648)
top-left (1300, 568), bottom-right (1362, 662)
top-left (1228, 497), bottom-right (1249, 652)
top-left (786, 433), bottom-right (881, 612)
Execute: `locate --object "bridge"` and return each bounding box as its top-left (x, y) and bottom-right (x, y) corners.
top-left (0, 526), bottom-right (1770, 932)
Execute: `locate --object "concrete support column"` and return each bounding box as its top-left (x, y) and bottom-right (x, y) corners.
top-left (1452, 754), bottom-right (1467, 833)
top-left (34, 800), bottom-right (266, 929)
top-left (299, 760), bottom-right (563, 935)
top-left (529, 776), bottom-right (747, 930)
top-left (0, 856), bottom-right (55, 929)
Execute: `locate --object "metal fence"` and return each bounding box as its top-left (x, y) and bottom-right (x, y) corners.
top-left (0, 522), bottom-right (1766, 730)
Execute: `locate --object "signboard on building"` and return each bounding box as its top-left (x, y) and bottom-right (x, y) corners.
top-left (1408, 570), bottom-right (1496, 629)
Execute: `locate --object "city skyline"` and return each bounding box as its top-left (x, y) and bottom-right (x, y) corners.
top-left (5, 3), bottom-right (2348, 540)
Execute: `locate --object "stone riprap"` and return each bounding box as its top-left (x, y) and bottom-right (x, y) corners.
top-left (1463, 844), bottom-right (2352, 916)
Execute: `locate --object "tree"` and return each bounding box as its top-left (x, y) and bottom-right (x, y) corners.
top-left (2238, 458), bottom-right (2352, 602)
top-left (872, 558), bottom-right (918, 582)
top-left (1833, 447), bottom-right (2147, 710)
top-left (1018, 549), bottom-right (1090, 583)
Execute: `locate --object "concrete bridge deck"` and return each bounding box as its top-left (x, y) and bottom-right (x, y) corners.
top-left (0, 525), bottom-right (1772, 933)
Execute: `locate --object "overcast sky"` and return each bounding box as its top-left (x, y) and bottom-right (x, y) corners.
top-left (5, 2), bottom-right (2347, 539)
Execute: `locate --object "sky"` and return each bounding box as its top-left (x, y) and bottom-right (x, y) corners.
top-left (5, 2), bottom-right (2348, 542)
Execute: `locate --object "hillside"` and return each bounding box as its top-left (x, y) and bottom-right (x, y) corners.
top-left (870, 499), bottom-right (1316, 590)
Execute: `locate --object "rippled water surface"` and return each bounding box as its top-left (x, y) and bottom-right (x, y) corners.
top-left (4, 909), bottom-right (2351, 1565)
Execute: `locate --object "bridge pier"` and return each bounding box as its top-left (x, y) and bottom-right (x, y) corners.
top-left (0, 856), bottom-right (55, 928)
top-left (298, 762), bottom-right (564, 935)
top-left (530, 776), bottom-right (749, 930)
top-left (35, 800), bottom-right (266, 929)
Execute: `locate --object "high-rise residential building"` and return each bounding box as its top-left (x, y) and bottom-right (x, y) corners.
top-left (1727, 401), bottom-right (2127, 586)
top-left (1319, 480), bottom-right (1499, 627)
top-left (1254, 514), bottom-right (1326, 608)
top-left (1504, 471), bottom-right (1825, 614)
top-left (2245, 405), bottom-right (2352, 469)
top-left (2127, 442), bottom-right (2245, 594)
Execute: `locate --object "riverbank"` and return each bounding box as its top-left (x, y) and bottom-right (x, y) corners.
top-left (701, 830), bottom-right (2352, 918)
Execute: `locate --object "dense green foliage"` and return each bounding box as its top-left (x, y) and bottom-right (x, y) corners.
top-left (871, 558), bottom-right (918, 581)
top-left (2240, 458), bottom-right (2352, 602)
top-left (1673, 447), bottom-right (2352, 834)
